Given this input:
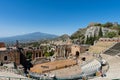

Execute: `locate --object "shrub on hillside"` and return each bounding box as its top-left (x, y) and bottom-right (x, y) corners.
top-left (104, 32), bottom-right (117, 38)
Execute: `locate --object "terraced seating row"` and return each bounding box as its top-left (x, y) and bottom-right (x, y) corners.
top-left (88, 41), bottom-right (115, 54)
top-left (104, 42), bottom-right (120, 56)
top-left (95, 42), bottom-right (115, 47)
top-left (81, 59), bottom-right (101, 76)
top-left (110, 42), bottom-right (120, 50)
top-left (89, 46), bottom-right (106, 54)
top-left (104, 49), bottom-right (120, 56)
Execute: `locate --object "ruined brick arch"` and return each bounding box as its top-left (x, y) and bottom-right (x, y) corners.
top-left (4, 56), bottom-right (7, 61)
top-left (36, 53), bottom-right (39, 57)
top-left (35, 50), bottom-right (43, 58)
top-left (24, 49), bottom-right (44, 61)
top-left (39, 52), bottom-right (41, 57)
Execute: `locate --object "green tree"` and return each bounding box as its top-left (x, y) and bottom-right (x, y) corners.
top-left (103, 22), bottom-right (113, 27)
top-left (89, 36), bottom-right (94, 45)
top-left (49, 50), bottom-right (54, 56)
top-left (118, 29), bottom-right (120, 35)
top-left (44, 50), bottom-right (54, 57)
top-left (26, 52), bottom-right (32, 59)
top-left (94, 23), bottom-right (101, 26)
top-left (98, 27), bottom-right (103, 37)
top-left (105, 32), bottom-right (117, 38)
top-left (85, 35), bottom-right (89, 44)
top-left (44, 52), bottom-right (50, 57)
top-left (85, 36), bottom-right (95, 45)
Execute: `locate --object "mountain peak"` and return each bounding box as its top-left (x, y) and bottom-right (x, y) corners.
top-left (0, 32), bottom-right (58, 43)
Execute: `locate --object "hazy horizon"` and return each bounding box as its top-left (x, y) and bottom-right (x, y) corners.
top-left (0, 0), bottom-right (120, 37)
top-left (0, 32), bottom-right (59, 38)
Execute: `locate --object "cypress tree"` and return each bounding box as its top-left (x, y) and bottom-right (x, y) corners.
top-left (86, 35), bottom-right (96, 45)
top-left (85, 35), bottom-right (89, 44)
top-left (89, 36), bottom-right (94, 45)
top-left (99, 27), bottom-right (103, 37)
top-left (118, 29), bottom-right (120, 35)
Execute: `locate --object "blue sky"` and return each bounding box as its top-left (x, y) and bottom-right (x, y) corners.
top-left (0, 0), bottom-right (120, 37)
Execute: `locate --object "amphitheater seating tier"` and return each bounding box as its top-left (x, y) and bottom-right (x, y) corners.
top-left (88, 41), bottom-right (115, 54)
top-left (81, 59), bottom-right (101, 76)
top-left (104, 42), bottom-right (120, 56)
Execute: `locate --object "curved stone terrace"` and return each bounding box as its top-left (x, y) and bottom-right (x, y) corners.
top-left (29, 53), bottom-right (106, 80)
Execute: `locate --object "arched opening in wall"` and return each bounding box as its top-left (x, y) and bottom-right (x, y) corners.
top-left (81, 57), bottom-right (86, 61)
top-left (36, 53), bottom-right (39, 57)
top-left (86, 49), bottom-right (89, 51)
top-left (76, 51), bottom-right (79, 58)
top-left (4, 56), bottom-right (7, 61)
top-left (39, 52), bottom-right (41, 57)
top-left (65, 49), bottom-right (68, 58)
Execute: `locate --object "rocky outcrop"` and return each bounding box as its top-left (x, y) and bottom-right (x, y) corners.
top-left (85, 26), bottom-right (117, 38)
top-left (70, 22), bottom-right (120, 44)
